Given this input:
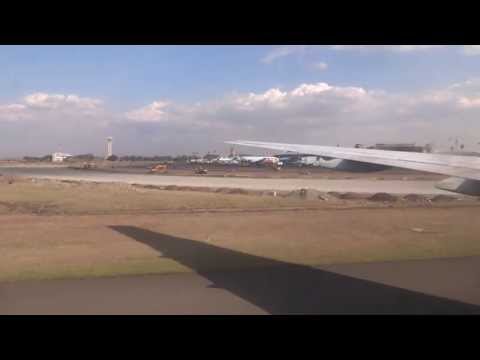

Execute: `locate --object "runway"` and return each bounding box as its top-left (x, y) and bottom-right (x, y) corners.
top-left (2, 256), bottom-right (479, 314)
top-left (0, 167), bottom-right (452, 195)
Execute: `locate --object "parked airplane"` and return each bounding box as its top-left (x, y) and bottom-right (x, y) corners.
top-left (215, 156), bottom-right (240, 165)
top-left (213, 155), bottom-right (283, 167)
top-left (240, 156), bottom-right (282, 167)
top-left (226, 140), bottom-right (480, 195)
top-left (189, 158), bottom-right (217, 164)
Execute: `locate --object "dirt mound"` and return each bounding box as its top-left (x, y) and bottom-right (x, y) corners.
top-left (0, 175), bottom-right (23, 184)
top-left (282, 188), bottom-right (327, 201)
top-left (368, 193), bottom-right (398, 202)
top-left (282, 191), bottom-right (296, 198)
top-left (131, 184), bottom-right (167, 191)
top-left (337, 192), bottom-right (365, 200)
top-left (213, 187), bottom-right (249, 195)
top-left (261, 191), bottom-right (279, 197)
top-left (173, 186), bottom-right (192, 191)
top-left (60, 180), bottom-right (82, 185)
top-left (430, 194), bottom-right (457, 202)
top-left (133, 184), bottom-right (216, 193)
top-left (189, 186), bottom-right (214, 192)
top-left (226, 188), bottom-right (249, 195)
top-left (215, 187), bottom-right (231, 194)
top-left (285, 189), bottom-right (306, 199)
top-left (143, 184), bottom-right (165, 190)
top-left (403, 194), bottom-right (429, 202)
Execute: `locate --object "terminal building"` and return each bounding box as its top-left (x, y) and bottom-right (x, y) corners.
top-left (355, 143), bottom-right (426, 153)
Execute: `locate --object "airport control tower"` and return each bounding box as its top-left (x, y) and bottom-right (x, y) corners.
top-left (106, 137), bottom-right (113, 159)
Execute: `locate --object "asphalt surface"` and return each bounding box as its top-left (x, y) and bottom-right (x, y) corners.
top-left (0, 166), bottom-right (451, 195)
top-left (2, 254), bottom-right (479, 314)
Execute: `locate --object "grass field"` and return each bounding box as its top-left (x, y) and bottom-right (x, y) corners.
top-left (2, 208), bottom-right (480, 282)
top-left (0, 177), bottom-right (325, 215)
top-left (1, 177), bottom-right (480, 282)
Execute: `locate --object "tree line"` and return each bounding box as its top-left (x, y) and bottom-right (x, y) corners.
top-left (23, 154), bottom-right (203, 162)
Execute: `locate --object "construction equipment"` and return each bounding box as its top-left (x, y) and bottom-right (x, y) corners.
top-left (82, 162), bottom-right (97, 169)
top-left (195, 167), bottom-right (208, 175)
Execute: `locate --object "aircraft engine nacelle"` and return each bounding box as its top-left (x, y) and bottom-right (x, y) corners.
top-left (435, 177), bottom-right (480, 196)
top-left (316, 158), bottom-right (390, 172)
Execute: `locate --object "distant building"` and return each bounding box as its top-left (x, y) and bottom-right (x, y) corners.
top-left (371, 143), bottom-right (424, 152)
top-left (354, 143), bottom-right (425, 153)
top-left (52, 152), bottom-right (73, 162)
top-left (437, 151), bottom-right (480, 157)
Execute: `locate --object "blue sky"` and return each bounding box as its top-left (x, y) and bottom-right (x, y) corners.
top-left (1, 45), bottom-right (480, 156)
top-left (2, 45), bottom-right (479, 104)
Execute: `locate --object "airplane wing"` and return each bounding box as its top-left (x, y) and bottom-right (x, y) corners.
top-left (226, 140), bottom-right (480, 181)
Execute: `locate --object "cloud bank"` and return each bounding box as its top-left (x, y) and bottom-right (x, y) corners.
top-left (122, 79), bottom-right (480, 153)
top-left (260, 45), bottom-right (479, 61)
top-left (463, 45), bottom-right (480, 56)
top-left (330, 45), bottom-right (446, 52)
top-left (1, 79), bottom-right (480, 157)
top-left (260, 45), bottom-right (307, 64)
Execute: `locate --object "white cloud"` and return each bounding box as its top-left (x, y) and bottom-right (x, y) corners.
top-left (312, 62), bottom-right (328, 71)
top-left (0, 92), bottom-right (111, 157)
top-left (128, 82), bottom-right (371, 122)
top-left (261, 45), bottom-right (447, 59)
top-left (389, 45), bottom-right (445, 52)
top-left (122, 78), bottom-right (480, 152)
top-left (0, 104), bottom-right (30, 121)
top-left (125, 101), bottom-right (171, 122)
top-left (458, 97), bottom-right (480, 108)
top-left (24, 92), bottom-right (102, 110)
top-left (234, 88), bottom-right (288, 110)
top-left (331, 45), bottom-right (480, 57)
top-left (290, 82), bottom-right (331, 96)
top-left (0, 92), bottom-right (104, 124)
top-left (261, 45), bottom-right (306, 64)
top-left (462, 45), bottom-right (480, 56)
top-left (331, 45), bottom-right (445, 52)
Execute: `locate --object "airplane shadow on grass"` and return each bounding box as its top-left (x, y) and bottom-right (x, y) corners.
top-left (109, 226), bottom-right (480, 314)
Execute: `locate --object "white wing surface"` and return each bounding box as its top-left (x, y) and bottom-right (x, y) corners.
top-left (226, 140), bottom-right (480, 181)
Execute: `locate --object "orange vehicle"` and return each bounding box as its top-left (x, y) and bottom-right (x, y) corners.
top-left (150, 164), bottom-right (168, 173)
